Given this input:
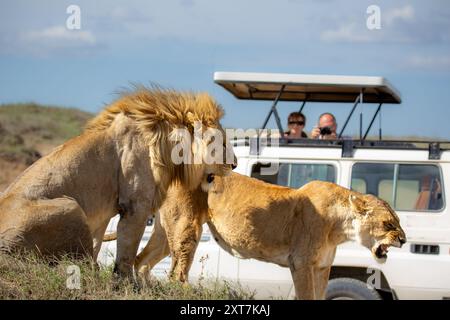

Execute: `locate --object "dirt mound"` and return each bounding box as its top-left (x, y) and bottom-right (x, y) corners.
top-left (0, 103), bottom-right (93, 192)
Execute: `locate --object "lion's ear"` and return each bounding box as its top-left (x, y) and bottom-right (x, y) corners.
top-left (349, 194), bottom-right (369, 215)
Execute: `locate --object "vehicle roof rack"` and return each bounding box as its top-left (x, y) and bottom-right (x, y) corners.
top-left (215, 71), bottom-right (402, 146)
top-left (236, 138), bottom-right (450, 160)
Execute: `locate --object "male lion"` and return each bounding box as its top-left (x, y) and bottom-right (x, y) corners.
top-left (128, 172), bottom-right (406, 299)
top-left (0, 87), bottom-right (235, 277)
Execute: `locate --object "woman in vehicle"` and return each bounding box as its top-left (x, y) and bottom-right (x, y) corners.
top-left (285, 112), bottom-right (308, 139)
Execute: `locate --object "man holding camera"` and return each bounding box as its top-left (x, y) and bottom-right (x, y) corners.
top-left (310, 113), bottom-right (338, 140)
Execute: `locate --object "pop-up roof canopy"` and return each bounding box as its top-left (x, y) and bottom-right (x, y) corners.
top-left (214, 71), bottom-right (403, 142)
top-left (214, 71), bottom-right (401, 104)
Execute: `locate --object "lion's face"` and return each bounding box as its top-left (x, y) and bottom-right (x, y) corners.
top-left (197, 124), bottom-right (237, 177)
top-left (173, 120), bottom-right (236, 190)
top-left (349, 194), bottom-right (407, 263)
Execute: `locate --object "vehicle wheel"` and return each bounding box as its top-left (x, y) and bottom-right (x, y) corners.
top-left (326, 278), bottom-right (382, 300)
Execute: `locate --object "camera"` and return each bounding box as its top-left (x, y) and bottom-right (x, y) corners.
top-left (319, 126), bottom-right (332, 136)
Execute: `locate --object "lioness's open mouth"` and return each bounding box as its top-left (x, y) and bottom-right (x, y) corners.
top-left (373, 239), bottom-right (403, 262)
top-left (374, 243), bottom-right (390, 259)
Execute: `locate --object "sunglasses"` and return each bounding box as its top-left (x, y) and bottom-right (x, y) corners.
top-left (288, 121), bottom-right (305, 126)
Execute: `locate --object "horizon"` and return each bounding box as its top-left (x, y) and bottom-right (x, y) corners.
top-left (1, 101), bottom-right (447, 142)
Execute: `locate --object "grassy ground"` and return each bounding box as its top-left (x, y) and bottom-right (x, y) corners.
top-left (0, 252), bottom-right (254, 300)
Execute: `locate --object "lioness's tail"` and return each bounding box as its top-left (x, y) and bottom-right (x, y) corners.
top-left (103, 232), bottom-right (117, 242)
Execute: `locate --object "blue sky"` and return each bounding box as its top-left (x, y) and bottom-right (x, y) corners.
top-left (1, 0), bottom-right (449, 138)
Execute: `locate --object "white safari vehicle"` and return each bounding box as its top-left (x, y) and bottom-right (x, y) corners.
top-left (99, 72), bottom-right (450, 300)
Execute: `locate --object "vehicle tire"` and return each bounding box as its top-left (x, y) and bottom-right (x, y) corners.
top-left (326, 278), bottom-right (382, 300)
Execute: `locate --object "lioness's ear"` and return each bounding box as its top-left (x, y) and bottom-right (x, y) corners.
top-left (349, 194), bottom-right (369, 215)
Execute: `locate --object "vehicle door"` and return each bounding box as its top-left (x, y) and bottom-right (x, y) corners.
top-left (349, 161), bottom-right (450, 299)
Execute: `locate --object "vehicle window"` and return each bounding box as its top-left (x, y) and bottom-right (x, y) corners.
top-left (251, 163), bottom-right (336, 188)
top-left (351, 178), bottom-right (367, 194)
top-left (352, 163), bottom-right (444, 212)
top-left (378, 179), bottom-right (394, 207)
top-left (396, 180), bottom-right (420, 210)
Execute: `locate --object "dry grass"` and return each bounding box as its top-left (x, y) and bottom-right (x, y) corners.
top-left (0, 252), bottom-right (254, 300)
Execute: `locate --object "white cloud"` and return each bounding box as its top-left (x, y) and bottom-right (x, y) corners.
top-left (11, 26), bottom-right (100, 57)
top-left (320, 5), bottom-right (419, 44)
top-left (320, 22), bottom-right (373, 43)
top-left (384, 5), bottom-right (415, 25)
top-left (22, 26), bottom-right (96, 45)
top-left (1, 1), bottom-right (448, 59)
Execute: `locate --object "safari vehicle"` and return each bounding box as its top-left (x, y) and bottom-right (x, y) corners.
top-left (99, 72), bottom-right (450, 300)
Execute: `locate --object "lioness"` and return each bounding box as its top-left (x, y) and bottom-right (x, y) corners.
top-left (131, 172), bottom-right (406, 299)
top-left (0, 87), bottom-right (235, 277)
